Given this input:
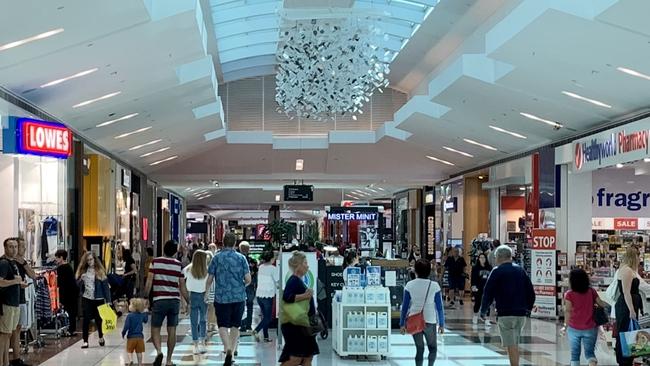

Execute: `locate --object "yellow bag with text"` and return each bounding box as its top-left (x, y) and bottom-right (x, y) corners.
top-left (97, 304), bottom-right (117, 334)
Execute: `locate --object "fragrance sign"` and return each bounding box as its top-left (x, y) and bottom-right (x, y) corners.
top-left (2, 117), bottom-right (72, 159)
top-left (531, 229), bottom-right (557, 319)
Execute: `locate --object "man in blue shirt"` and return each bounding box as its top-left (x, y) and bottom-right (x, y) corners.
top-left (205, 233), bottom-right (251, 366)
top-left (480, 245), bottom-right (535, 366)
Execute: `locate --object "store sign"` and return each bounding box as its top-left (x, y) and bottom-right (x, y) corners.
top-left (593, 217), bottom-right (650, 230)
top-left (573, 117), bottom-right (650, 172)
top-left (614, 217), bottom-right (638, 230)
top-left (327, 207), bottom-right (378, 221)
top-left (443, 197), bottom-right (457, 212)
top-left (427, 216), bottom-right (435, 256)
top-left (592, 169), bottom-right (650, 217)
top-left (2, 117), bottom-right (72, 159)
top-left (531, 229), bottom-right (556, 319)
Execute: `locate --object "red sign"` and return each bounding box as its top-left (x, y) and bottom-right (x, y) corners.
top-left (534, 286), bottom-right (556, 296)
top-left (20, 119), bottom-right (72, 158)
top-left (532, 229), bottom-right (556, 250)
top-left (614, 218), bottom-right (638, 230)
top-left (142, 218), bottom-right (148, 241)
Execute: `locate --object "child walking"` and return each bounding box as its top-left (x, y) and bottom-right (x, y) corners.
top-left (122, 298), bottom-right (149, 366)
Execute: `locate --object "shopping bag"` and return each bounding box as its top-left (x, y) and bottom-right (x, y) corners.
top-left (620, 320), bottom-right (650, 358)
top-left (97, 303), bottom-right (118, 334)
top-left (280, 300), bottom-right (310, 327)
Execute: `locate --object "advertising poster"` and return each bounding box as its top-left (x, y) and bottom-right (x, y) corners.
top-left (531, 229), bottom-right (557, 318)
top-left (359, 226), bottom-right (378, 251)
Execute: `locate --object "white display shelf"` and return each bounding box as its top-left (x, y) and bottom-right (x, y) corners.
top-left (333, 298), bottom-right (391, 358)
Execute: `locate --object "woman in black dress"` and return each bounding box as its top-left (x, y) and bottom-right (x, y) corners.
top-left (280, 251), bottom-right (319, 366)
top-left (615, 247), bottom-right (643, 366)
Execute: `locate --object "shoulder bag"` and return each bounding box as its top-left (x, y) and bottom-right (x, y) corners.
top-left (405, 281), bottom-right (431, 335)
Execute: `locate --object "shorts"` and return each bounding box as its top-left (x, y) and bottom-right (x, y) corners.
top-left (214, 301), bottom-right (245, 329)
top-left (0, 305), bottom-right (20, 334)
top-left (448, 276), bottom-right (466, 290)
top-left (497, 316), bottom-right (526, 347)
top-left (152, 299), bottom-right (180, 328)
top-left (126, 338), bottom-right (145, 353)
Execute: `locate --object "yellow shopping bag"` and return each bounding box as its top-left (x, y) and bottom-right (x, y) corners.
top-left (97, 303), bottom-right (117, 334)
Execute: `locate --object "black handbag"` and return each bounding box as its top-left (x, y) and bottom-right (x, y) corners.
top-left (308, 312), bottom-right (325, 336)
top-left (594, 305), bottom-right (609, 326)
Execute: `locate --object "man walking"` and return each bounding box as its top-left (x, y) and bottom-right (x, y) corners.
top-left (205, 233), bottom-right (251, 366)
top-left (145, 240), bottom-right (190, 366)
top-left (0, 239), bottom-right (26, 366)
top-left (444, 247), bottom-right (467, 306)
top-left (480, 245), bottom-right (535, 366)
top-left (238, 241), bottom-right (258, 334)
top-left (11, 238), bottom-right (36, 366)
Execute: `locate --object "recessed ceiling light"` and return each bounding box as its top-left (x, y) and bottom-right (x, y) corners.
top-left (114, 126), bottom-right (152, 139)
top-left (0, 28), bottom-right (64, 52)
top-left (139, 146), bottom-right (169, 157)
top-left (426, 155), bottom-right (455, 166)
top-left (443, 146), bottom-right (474, 158)
top-left (96, 112), bottom-right (139, 128)
top-left (478, 175), bottom-right (484, 179)
top-left (149, 155), bottom-right (178, 166)
top-left (128, 139), bottom-right (162, 150)
top-left (561, 91), bottom-right (612, 109)
top-left (519, 113), bottom-right (563, 129)
top-left (275, 194), bottom-right (281, 202)
top-left (463, 138), bottom-right (497, 151)
top-left (489, 125), bottom-right (527, 139)
top-left (72, 91), bottom-right (121, 108)
top-left (616, 163), bottom-right (624, 168)
top-left (295, 159), bottom-right (304, 171)
top-left (617, 67), bottom-right (650, 81)
top-left (40, 68), bottom-right (98, 88)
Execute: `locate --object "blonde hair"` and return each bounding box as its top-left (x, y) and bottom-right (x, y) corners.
top-left (288, 251), bottom-right (307, 272)
top-left (189, 250), bottom-right (208, 279)
top-left (621, 246), bottom-right (640, 271)
top-left (76, 251), bottom-right (107, 280)
top-left (129, 298), bottom-right (145, 313)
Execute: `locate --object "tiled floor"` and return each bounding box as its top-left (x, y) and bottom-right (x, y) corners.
top-left (30, 303), bottom-right (618, 366)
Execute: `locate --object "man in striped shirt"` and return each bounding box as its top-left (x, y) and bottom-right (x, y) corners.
top-left (145, 240), bottom-right (189, 366)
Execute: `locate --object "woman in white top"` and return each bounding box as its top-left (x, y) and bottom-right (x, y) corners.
top-left (184, 250), bottom-right (209, 354)
top-left (400, 259), bottom-right (445, 366)
top-left (253, 251), bottom-right (279, 342)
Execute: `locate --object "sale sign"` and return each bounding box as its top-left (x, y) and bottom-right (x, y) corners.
top-left (531, 229), bottom-right (557, 318)
top-left (2, 117), bottom-right (72, 159)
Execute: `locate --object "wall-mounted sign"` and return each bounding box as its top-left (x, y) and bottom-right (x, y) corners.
top-left (2, 117), bottom-right (72, 159)
top-left (531, 229), bottom-right (556, 319)
top-left (121, 169), bottom-right (131, 188)
top-left (327, 206), bottom-right (378, 221)
top-left (592, 169), bottom-right (650, 217)
top-left (573, 116), bottom-right (650, 172)
top-left (443, 197), bottom-right (457, 212)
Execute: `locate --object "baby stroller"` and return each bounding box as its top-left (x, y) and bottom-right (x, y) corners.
top-left (317, 309), bottom-right (329, 340)
top-left (107, 273), bottom-right (128, 316)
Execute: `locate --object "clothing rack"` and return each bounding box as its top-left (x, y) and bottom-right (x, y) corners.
top-left (32, 269), bottom-right (68, 347)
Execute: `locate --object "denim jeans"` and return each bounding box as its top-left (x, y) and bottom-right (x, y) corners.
top-left (241, 286), bottom-right (256, 330)
top-left (413, 323), bottom-right (438, 366)
top-left (567, 326), bottom-right (598, 366)
top-left (190, 292), bottom-right (207, 341)
top-left (254, 297), bottom-right (274, 339)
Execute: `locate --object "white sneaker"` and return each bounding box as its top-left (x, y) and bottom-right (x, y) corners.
top-left (472, 315), bottom-right (478, 325)
top-left (193, 344), bottom-right (200, 355)
top-left (485, 319), bottom-right (492, 327)
top-left (200, 343), bottom-right (207, 354)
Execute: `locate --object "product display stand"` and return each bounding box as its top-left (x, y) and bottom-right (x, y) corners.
top-left (332, 286), bottom-right (391, 359)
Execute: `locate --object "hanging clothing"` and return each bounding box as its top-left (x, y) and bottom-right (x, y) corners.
top-left (47, 270), bottom-right (58, 311)
top-left (35, 276), bottom-right (53, 325)
top-left (41, 218), bottom-right (59, 264)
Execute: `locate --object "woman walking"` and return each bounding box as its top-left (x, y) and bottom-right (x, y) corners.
top-left (279, 251), bottom-right (319, 366)
top-left (183, 250), bottom-right (209, 355)
top-left (400, 259), bottom-right (445, 366)
top-left (253, 251), bottom-right (278, 342)
top-left (76, 252), bottom-right (111, 349)
top-left (471, 253), bottom-right (492, 326)
top-left (615, 247), bottom-right (643, 366)
top-left (562, 268), bottom-right (608, 366)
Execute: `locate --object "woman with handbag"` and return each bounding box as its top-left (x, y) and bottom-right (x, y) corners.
top-left (562, 268), bottom-right (609, 366)
top-left (279, 251), bottom-right (319, 366)
top-left (76, 251), bottom-right (111, 349)
top-left (400, 259), bottom-right (445, 366)
top-left (615, 247), bottom-right (643, 366)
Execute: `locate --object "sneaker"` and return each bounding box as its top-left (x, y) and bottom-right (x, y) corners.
top-left (200, 343), bottom-right (208, 354)
top-left (193, 344), bottom-right (200, 355)
top-left (98, 338), bottom-right (105, 347)
top-left (485, 319), bottom-right (492, 327)
top-left (224, 351), bottom-right (233, 366)
top-left (153, 353), bottom-right (163, 366)
top-left (449, 301), bottom-right (455, 306)
top-left (263, 338), bottom-right (272, 343)
top-left (81, 342), bottom-right (89, 349)
top-left (460, 299), bottom-right (464, 306)
top-left (472, 315), bottom-right (478, 325)
top-left (252, 330), bottom-right (259, 342)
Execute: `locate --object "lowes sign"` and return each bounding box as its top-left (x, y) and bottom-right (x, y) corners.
top-left (573, 117), bottom-right (650, 172)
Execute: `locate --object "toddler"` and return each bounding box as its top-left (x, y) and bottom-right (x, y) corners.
top-left (122, 298), bottom-right (148, 366)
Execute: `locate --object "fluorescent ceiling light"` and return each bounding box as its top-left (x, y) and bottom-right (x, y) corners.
top-left (426, 155), bottom-right (455, 166)
top-left (295, 159), bottom-right (304, 171)
top-left (114, 126), bottom-right (152, 139)
top-left (150, 155), bottom-right (178, 166)
top-left (140, 147), bottom-right (170, 158)
top-left (40, 68), bottom-right (98, 88)
top-left (128, 139), bottom-right (162, 151)
top-left (561, 91), bottom-right (612, 109)
top-left (489, 125), bottom-right (527, 139)
top-left (463, 138), bottom-right (497, 151)
top-left (197, 195), bottom-right (212, 201)
top-left (73, 91), bottom-right (121, 108)
top-left (617, 67), bottom-right (650, 81)
top-left (443, 146), bottom-right (474, 158)
top-left (96, 113), bottom-right (139, 128)
top-left (519, 112), bottom-right (563, 129)
top-left (0, 28), bottom-right (64, 52)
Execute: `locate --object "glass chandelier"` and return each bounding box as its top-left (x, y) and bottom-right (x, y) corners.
top-left (275, 18), bottom-right (391, 121)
